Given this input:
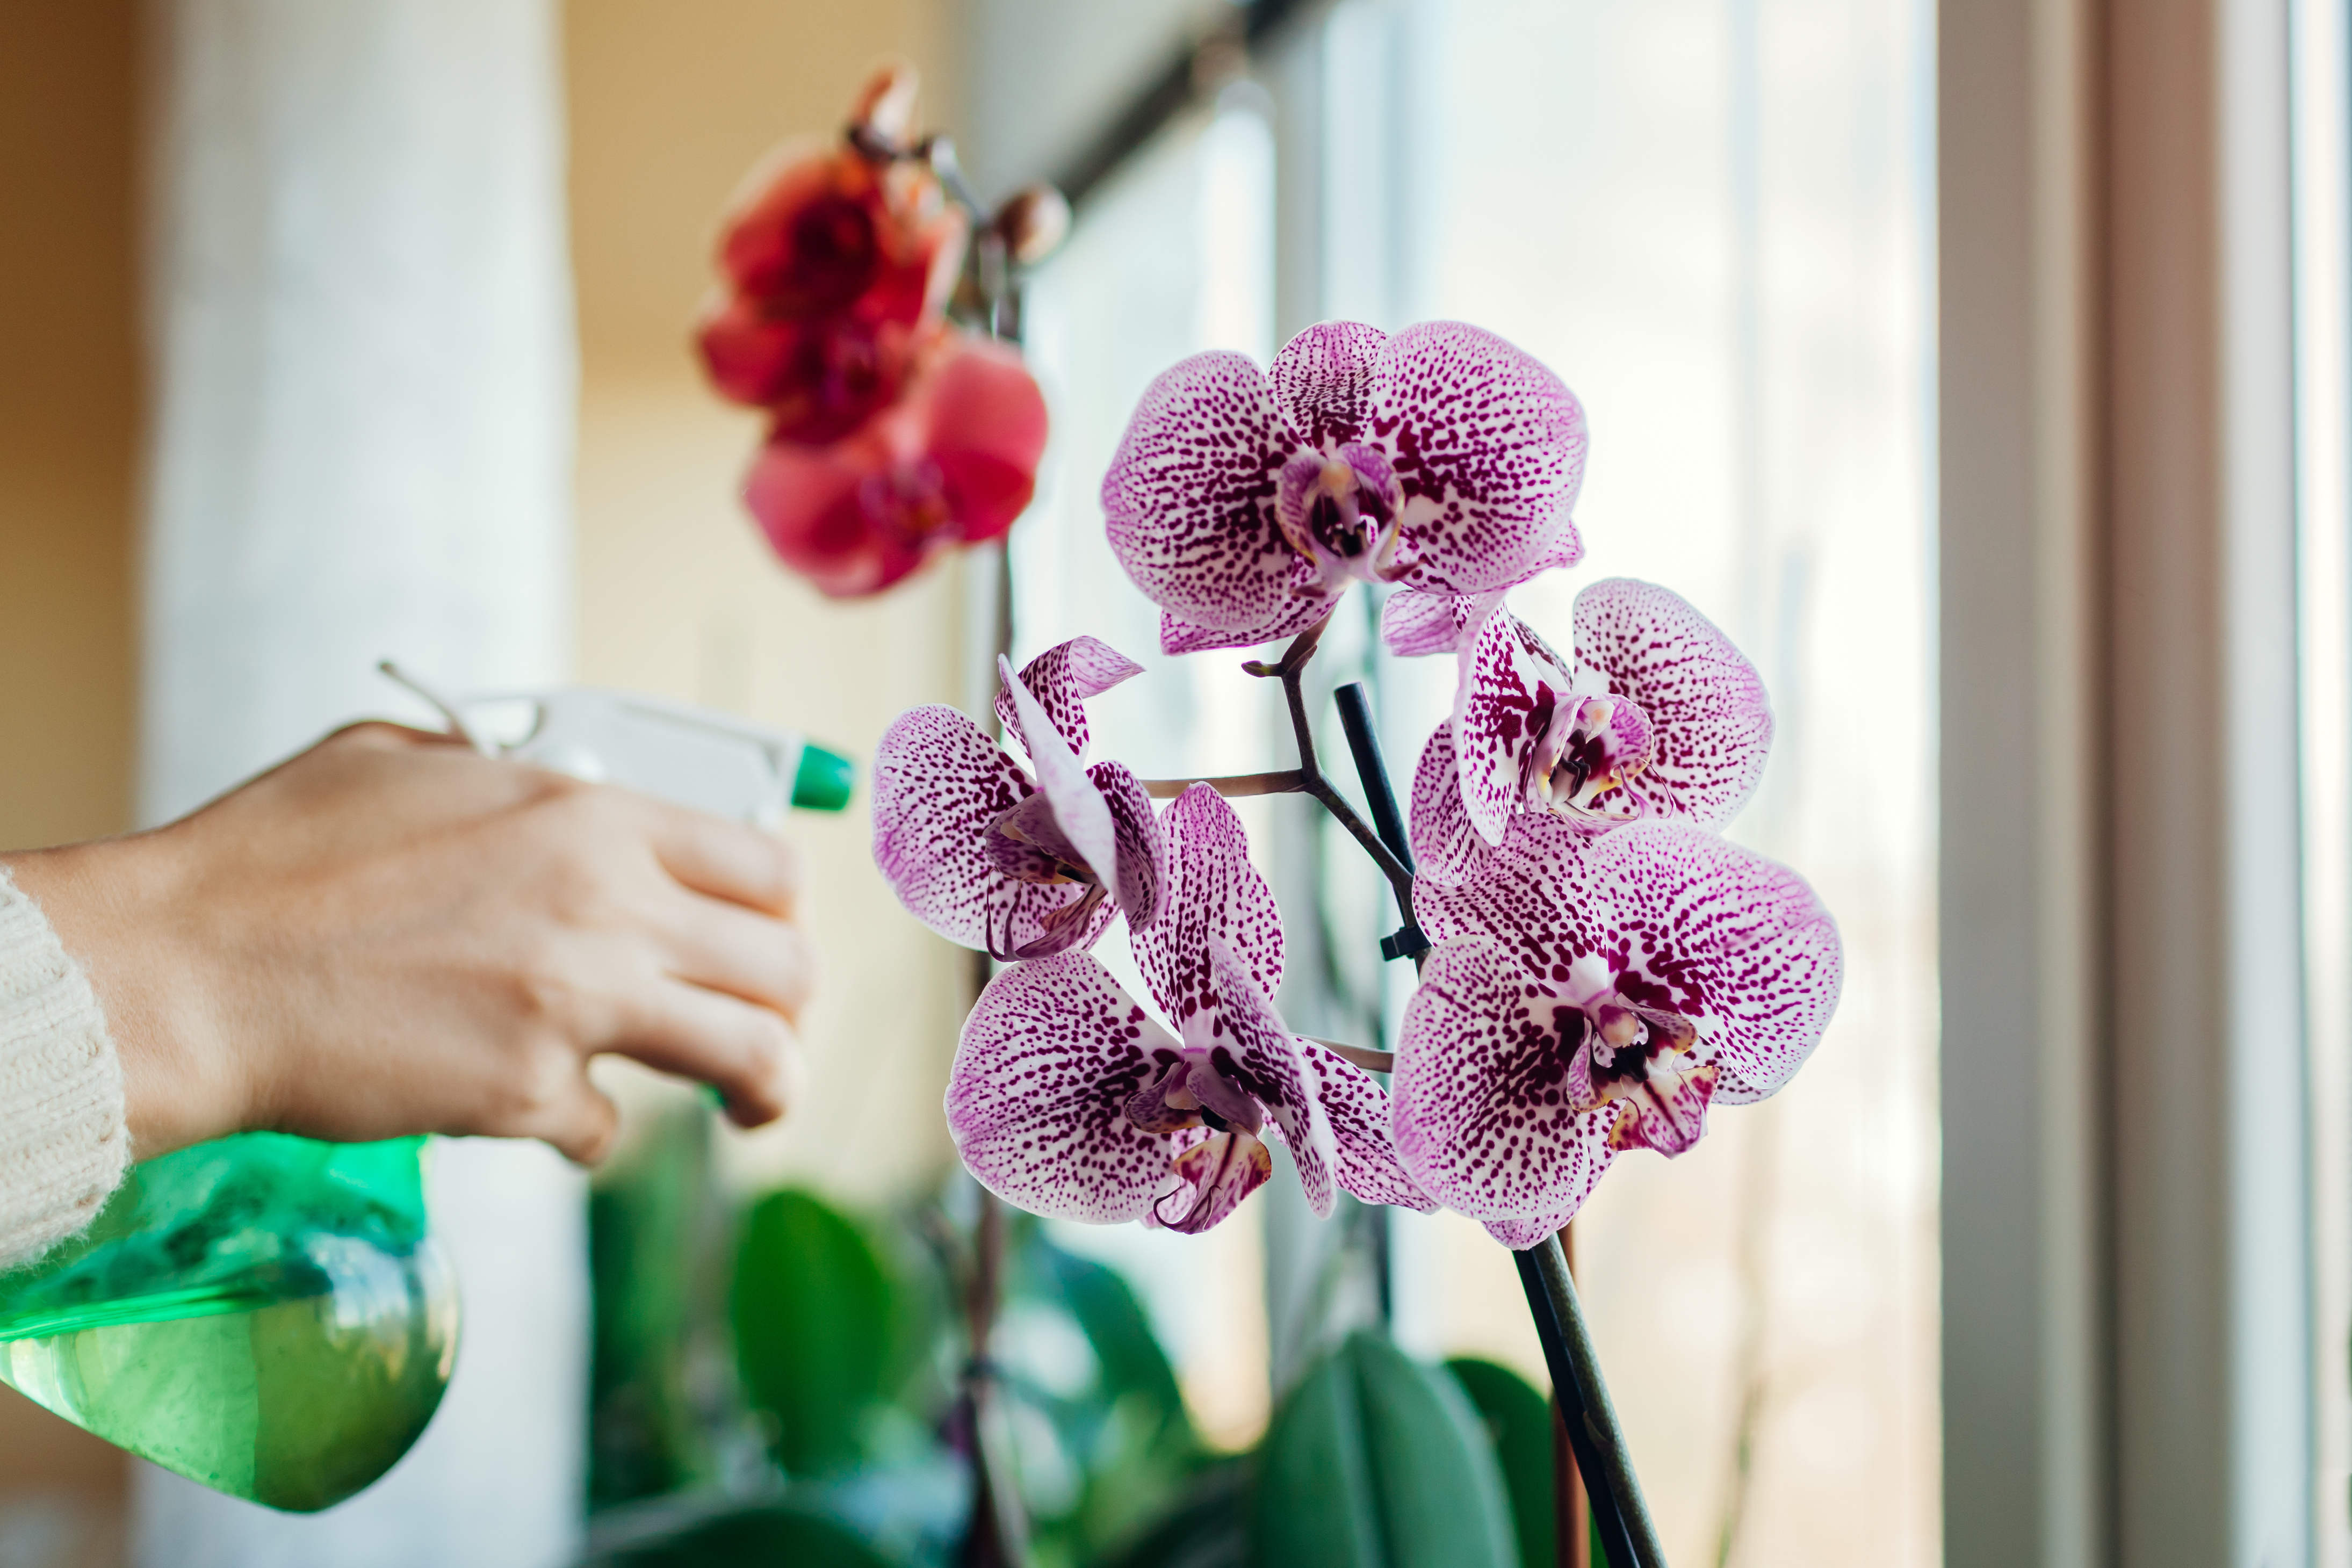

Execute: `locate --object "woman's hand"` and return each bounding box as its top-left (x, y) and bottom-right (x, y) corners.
top-left (2, 722), bottom-right (812, 1164)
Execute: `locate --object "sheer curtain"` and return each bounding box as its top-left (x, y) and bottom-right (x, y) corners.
top-left (133, 3), bottom-right (582, 1564)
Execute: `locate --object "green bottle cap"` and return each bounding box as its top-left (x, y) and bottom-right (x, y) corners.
top-left (790, 742), bottom-right (854, 812)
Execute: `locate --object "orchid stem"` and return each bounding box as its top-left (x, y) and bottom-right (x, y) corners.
top-left (1300, 653), bottom-right (1655, 1562)
top-left (1517, 1237), bottom-right (1668, 1568)
top-left (1246, 623), bottom-right (1420, 925)
top-left (962, 532), bottom-right (1028, 1567)
top-left (1139, 769), bottom-right (1304, 799)
top-left (1328, 681), bottom-right (1428, 961)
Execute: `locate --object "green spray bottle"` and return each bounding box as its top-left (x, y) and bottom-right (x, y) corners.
top-left (0, 672), bottom-right (850, 1511)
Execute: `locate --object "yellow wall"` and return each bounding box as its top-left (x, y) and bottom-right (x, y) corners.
top-left (0, 3), bottom-right (138, 854)
top-left (0, 2), bottom-right (141, 1542)
top-left (565, 0), bottom-right (973, 1202)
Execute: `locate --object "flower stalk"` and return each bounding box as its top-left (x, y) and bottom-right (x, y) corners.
top-left (1323, 657), bottom-right (1663, 1567)
top-left (1515, 1238), bottom-right (1666, 1568)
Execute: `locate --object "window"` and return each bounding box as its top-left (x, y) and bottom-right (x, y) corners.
top-left (996, 2), bottom-right (1938, 1559)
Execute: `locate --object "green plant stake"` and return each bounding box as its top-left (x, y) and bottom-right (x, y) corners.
top-left (1251, 1332), bottom-right (1517, 1568)
top-left (730, 1189), bottom-right (899, 1476)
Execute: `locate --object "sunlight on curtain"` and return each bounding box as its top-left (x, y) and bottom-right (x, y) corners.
top-left (1375, 0), bottom-right (1940, 1563)
top-left (1014, 98), bottom-right (1283, 1453)
top-left (134, 3), bottom-right (583, 1564)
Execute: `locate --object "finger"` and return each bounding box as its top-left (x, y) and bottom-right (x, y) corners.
top-left (323, 719), bottom-right (474, 753)
top-left (604, 979), bottom-right (796, 1127)
top-left (660, 894), bottom-right (816, 1022)
top-left (643, 803), bottom-right (799, 915)
top-left (530, 1072), bottom-right (624, 1167)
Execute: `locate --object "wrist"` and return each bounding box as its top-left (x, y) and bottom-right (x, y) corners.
top-left (3, 830), bottom-right (250, 1159)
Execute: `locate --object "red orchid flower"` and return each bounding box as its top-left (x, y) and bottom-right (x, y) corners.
top-left (742, 331), bottom-right (1048, 598)
top-left (695, 69), bottom-right (967, 443)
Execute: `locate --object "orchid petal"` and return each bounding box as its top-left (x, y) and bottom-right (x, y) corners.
top-left (1418, 815), bottom-right (1842, 1102)
top-left (948, 953), bottom-right (1201, 1224)
top-left (1415, 810), bottom-right (1600, 952)
top-left (1525, 518), bottom-right (1586, 576)
top-left (1104, 351), bottom-right (1301, 635)
top-left (926, 336), bottom-right (1051, 546)
top-left (1090, 761), bottom-right (1166, 931)
top-left (744, 435), bottom-right (927, 599)
top-left (1600, 1058), bottom-right (1720, 1157)
top-left (1130, 784), bottom-right (1285, 1032)
top-left (1153, 1130), bottom-right (1273, 1234)
top-left (1571, 579), bottom-right (1771, 829)
top-left (1571, 820), bottom-right (1841, 1102)
top-left (739, 334), bottom-right (1044, 599)
top-left (1369, 322), bottom-right (1588, 595)
top-left (1159, 592), bottom-right (1334, 656)
top-left (1206, 937), bottom-right (1337, 1218)
top-left (1406, 724), bottom-right (1490, 889)
top-left (872, 705), bottom-right (1107, 954)
top-left (1299, 1042), bottom-right (1438, 1212)
top-left (1000, 654), bottom-right (1120, 909)
top-left (994, 636), bottom-right (1145, 760)
top-left (1380, 588), bottom-right (1488, 658)
top-left (1270, 321), bottom-right (1387, 453)
top-left (1452, 602), bottom-right (1577, 844)
top-left (1481, 1212), bottom-right (1576, 1251)
top-left (1391, 937), bottom-right (1617, 1227)
top-left (1123, 1061), bottom-right (1197, 1135)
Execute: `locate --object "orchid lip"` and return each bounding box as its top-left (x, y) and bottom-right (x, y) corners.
top-left (1275, 444), bottom-right (1405, 589)
top-left (1120, 1049), bottom-right (1265, 1138)
top-left (1528, 692), bottom-right (1655, 822)
top-left (983, 793), bottom-right (1099, 886)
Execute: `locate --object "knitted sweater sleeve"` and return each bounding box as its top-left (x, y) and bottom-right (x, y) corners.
top-left (0, 868), bottom-right (129, 1268)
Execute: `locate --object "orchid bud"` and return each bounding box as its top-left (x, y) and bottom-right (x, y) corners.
top-left (993, 183), bottom-right (1071, 265)
top-left (849, 58), bottom-right (921, 147)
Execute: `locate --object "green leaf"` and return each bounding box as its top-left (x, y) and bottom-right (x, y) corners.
top-left (595, 1502), bottom-right (900, 1567)
top-left (589, 1107), bottom-right (722, 1507)
top-left (1444, 1359), bottom-right (1555, 1568)
top-left (729, 1189), bottom-right (897, 1476)
top-left (1250, 1332), bottom-right (1518, 1568)
top-left (1030, 1238), bottom-right (1188, 1429)
top-left (1098, 1458), bottom-right (1252, 1568)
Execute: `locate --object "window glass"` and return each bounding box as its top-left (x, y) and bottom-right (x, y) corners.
top-left (1014, 99), bottom-right (1283, 1451)
top-left (1376, 2), bottom-right (1939, 1562)
top-left (1006, 7), bottom-right (1936, 1556)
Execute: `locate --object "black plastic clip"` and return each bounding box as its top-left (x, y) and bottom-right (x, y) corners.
top-left (1379, 923), bottom-right (1430, 963)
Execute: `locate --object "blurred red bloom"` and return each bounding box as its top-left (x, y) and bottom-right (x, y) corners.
top-left (744, 333), bottom-right (1049, 598)
top-left (696, 138), bottom-right (966, 442)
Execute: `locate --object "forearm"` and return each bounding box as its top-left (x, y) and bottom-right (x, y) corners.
top-left (4, 832), bottom-right (242, 1163)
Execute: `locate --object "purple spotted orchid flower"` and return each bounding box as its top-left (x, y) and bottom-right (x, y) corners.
top-left (946, 783), bottom-right (1432, 1233)
top-left (872, 637), bottom-right (1164, 960)
top-left (1102, 320), bottom-right (1589, 655)
top-left (1394, 813), bottom-right (1841, 1247)
top-left (1407, 579), bottom-right (1772, 887)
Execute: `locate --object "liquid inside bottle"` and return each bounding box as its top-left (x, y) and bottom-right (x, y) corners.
top-left (0, 1133), bottom-right (459, 1512)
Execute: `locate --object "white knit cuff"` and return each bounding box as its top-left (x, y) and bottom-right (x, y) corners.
top-left (0, 866), bottom-right (129, 1269)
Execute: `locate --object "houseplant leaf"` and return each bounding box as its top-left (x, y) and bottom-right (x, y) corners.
top-left (729, 1189), bottom-right (897, 1475)
top-left (1445, 1358), bottom-right (1555, 1568)
top-left (1250, 1332), bottom-right (1517, 1568)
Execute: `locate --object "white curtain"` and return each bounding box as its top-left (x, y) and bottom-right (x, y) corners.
top-left (133, 2), bottom-right (584, 1564)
